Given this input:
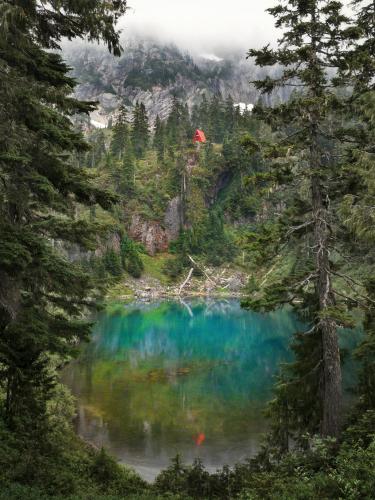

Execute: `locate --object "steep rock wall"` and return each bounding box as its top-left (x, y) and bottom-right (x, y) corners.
top-left (128, 195), bottom-right (183, 255)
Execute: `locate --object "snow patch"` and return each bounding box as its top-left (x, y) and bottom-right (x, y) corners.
top-left (199, 53), bottom-right (223, 62)
top-left (90, 119), bottom-right (107, 129)
top-left (234, 102), bottom-right (254, 114)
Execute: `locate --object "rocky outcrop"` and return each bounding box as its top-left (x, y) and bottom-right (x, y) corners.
top-left (62, 37), bottom-right (285, 125)
top-left (164, 196), bottom-right (182, 241)
top-left (128, 215), bottom-right (169, 255)
top-left (57, 232), bottom-right (121, 262)
top-left (128, 196), bottom-right (183, 255)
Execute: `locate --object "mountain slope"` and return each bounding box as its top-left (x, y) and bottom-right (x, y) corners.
top-left (64, 38), bottom-right (286, 126)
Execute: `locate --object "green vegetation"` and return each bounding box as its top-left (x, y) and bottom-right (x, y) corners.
top-left (80, 86), bottom-right (269, 282)
top-left (0, 380), bottom-right (149, 499)
top-left (141, 253), bottom-right (171, 284)
top-left (0, 0), bottom-right (126, 436)
top-left (1, 0), bottom-right (375, 498)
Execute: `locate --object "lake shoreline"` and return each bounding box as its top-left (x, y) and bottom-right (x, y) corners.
top-left (106, 265), bottom-right (249, 303)
top-left (110, 290), bottom-right (247, 302)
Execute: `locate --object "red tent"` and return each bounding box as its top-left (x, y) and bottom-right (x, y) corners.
top-left (193, 129), bottom-right (206, 144)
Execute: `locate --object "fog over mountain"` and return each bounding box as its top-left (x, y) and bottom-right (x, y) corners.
top-left (120, 0), bottom-right (277, 55)
top-left (61, 1), bottom-right (291, 128)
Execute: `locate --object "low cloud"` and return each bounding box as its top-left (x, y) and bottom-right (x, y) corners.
top-left (120, 0), bottom-right (277, 55)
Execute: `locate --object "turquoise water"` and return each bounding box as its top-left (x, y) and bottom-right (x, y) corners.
top-left (63, 299), bottom-right (361, 480)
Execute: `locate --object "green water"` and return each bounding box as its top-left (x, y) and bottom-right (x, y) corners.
top-left (63, 299), bottom-right (361, 480)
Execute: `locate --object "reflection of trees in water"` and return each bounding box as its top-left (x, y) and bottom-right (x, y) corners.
top-left (65, 300), bottom-right (306, 415)
top-left (68, 301), bottom-right (303, 425)
top-left (90, 300), bottom-right (302, 361)
top-left (63, 300), bottom-right (363, 475)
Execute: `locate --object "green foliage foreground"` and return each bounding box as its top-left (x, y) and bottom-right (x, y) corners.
top-left (0, 392), bottom-right (374, 499)
top-left (1, 0), bottom-right (375, 498)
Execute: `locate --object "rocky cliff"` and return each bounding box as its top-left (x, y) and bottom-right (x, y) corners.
top-left (63, 37), bottom-right (288, 127)
top-left (128, 192), bottom-right (183, 255)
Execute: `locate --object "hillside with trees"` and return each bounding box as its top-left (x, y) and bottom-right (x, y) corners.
top-left (0, 0), bottom-right (375, 499)
top-left (76, 91), bottom-right (271, 290)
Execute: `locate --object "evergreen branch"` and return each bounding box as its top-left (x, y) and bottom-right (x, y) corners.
top-left (285, 221), bottom-right (314, 238)
top-left (330, 270), bottom-right (364, 289)
top-left (277, 127), bottom-right (309, 145)
top-left (259, 255), bottom-right (282, 287)
top-left (332, 288), bottom-right (369, 309)
top-left (288, 360), bottom-right (323, 385)
top-left (330, 270), bottom-right (375, 306)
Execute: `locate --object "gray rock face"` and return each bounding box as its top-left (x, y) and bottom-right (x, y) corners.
top-left (128, 215), bottom-right (169, 255)
top-left (127, 196), bottom-right (183, 255)
top-left (164, 196), bottom-right (182, 241)
top-left (63, 37), bottom-right (287, 124)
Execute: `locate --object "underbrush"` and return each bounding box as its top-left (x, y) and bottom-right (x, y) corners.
top-left (1, 376), bottom-right (374, 499)
top-left (1, 410), bottom-right (374, 499)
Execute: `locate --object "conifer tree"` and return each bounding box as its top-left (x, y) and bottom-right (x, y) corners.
top-left (193, 94), bottom-right (209, 133)
top-left (349, 1), bottom-right (375, 93)
top-left (121, 139), bottom-right (136, 197)
top-left (88, 129), bottom-right (107, 168)
top-left (246, 0), bottom-right (361, 439)
top-left (224, 95), bottom-right (236, 135)
top-left (165, 97), bottom-right (192, 147)
top-left (131, 101), bottom-right (150, 158)
top-left (335, 1), bottom-right (375, 417)
top-left (153, 114), bottom-right (166, 161)
top-left (0, 0), bottom-right (126, 429)
top-left (110, 105), bottom-right (130, 159)
top-left (120, 235), bottom-right (144, 278)
top-left (208, 94), bottom-right (225, 142)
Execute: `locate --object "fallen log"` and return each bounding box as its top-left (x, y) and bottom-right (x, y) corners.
top-left (188, 255), bottom-right (216, 285)
top-left (178, 267), bottom-right (194, 295)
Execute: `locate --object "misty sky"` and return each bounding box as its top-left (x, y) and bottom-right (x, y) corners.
top-left (120, 0), bottom-right (277, 54)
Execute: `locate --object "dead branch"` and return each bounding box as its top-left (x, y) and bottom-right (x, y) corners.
top-left (286, 220), bottom-right (313, 238)
top-left (188, 255), bottom-right (216, 285)
top-left (178, 268), bottom-right (194, 295)
top-left (260, 255), bottom-right (281, 287)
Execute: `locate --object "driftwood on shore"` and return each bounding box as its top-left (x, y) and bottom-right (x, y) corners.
top-left (114, 259), bottom-right (248, 301)
top-left (188, 255), bottom-right (216, 286)
top-left (178, 267), bottom-right (194, 295)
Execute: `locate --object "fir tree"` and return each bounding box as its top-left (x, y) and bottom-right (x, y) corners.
top-left (120, 140), bottom-right (136, 197)
top-left (110, 105), bottom-right (130, 159)
top-left (120, 235), bottom-right (144, 278)
top-left (348, 1), bottom-right (375, 93)
top-left (208, 94), bottom-right (225, 142)
top-left (224, 95), bottom-right (236, 135)
top-left (153, 114), bottom-right (166, 161)
top-left (245, 0), bottom-right (362, 440)
top-left (87, 129), bottom-right (107, 168)
top-left (0, 0), bottom-right (126, 429)
top-left (165, 97), bottom-right (192, 147)
top-left (131, 101), bottom-right (150, 158)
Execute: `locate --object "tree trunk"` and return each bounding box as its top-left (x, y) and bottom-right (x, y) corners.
top-left (309, 3), bottom-right (342, 438)
top-left (311, 170), bottom-right (342, 438)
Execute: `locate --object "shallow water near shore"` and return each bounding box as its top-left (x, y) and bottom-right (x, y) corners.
top-left (62, 299), bottom-right (361, 481)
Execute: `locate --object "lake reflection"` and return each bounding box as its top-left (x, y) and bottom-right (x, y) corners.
top-left (62, 299), bottom-right (359, 481)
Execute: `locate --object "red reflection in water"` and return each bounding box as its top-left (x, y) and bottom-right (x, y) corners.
top-left (195, 433), bottom-right (206, 446)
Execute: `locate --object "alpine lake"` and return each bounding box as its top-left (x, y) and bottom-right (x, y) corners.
top-left (62, 299), bottom-right (362, 481)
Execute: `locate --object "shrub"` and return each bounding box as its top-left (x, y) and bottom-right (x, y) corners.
top-left (120, 236), bottom-right (144, 278)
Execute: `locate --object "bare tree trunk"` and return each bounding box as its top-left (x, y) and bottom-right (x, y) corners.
top-left (178, 268), bottom-right (194, 295)
top-left (311, 150), bottom-right (342, 438)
